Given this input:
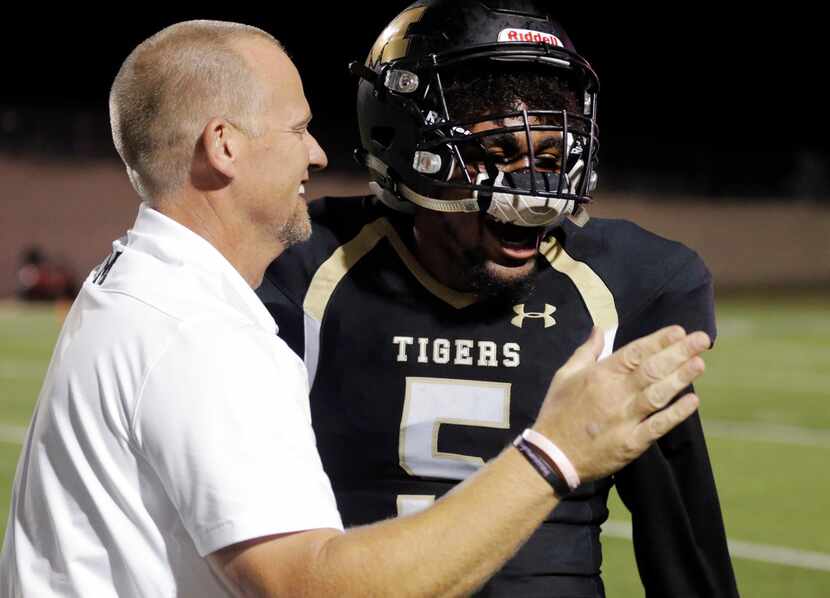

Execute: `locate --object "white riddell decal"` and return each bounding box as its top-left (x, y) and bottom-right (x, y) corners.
top-left (498, 28), bottom-right (564, 47)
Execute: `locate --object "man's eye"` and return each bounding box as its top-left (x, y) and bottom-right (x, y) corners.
top-left (536, 154), bottom-right (561, 165)
top-left (533, 154), bottom-right (562, 173)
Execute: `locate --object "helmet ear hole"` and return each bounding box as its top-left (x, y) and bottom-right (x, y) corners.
top-left (371, 126), bottom-right (396, 150)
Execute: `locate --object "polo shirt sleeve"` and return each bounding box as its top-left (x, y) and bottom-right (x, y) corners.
top-left (132, 317), bottom-right (343, 557)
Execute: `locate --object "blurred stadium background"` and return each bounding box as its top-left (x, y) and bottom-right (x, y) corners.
top-left (1, 6), bottom-right (828, 596)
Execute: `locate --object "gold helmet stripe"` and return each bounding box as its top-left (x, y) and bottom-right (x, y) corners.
top-left (366, 5), bottom-right (428, 68)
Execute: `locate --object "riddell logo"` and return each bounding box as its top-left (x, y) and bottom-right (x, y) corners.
top-left (498, 28), bottom-right (564, 47)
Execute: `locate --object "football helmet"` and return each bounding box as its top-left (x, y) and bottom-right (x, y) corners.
top-left (352, 0), bottom-right (600, 228)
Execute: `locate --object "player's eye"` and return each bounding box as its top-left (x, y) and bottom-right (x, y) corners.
top-left (535, 154), bottom-right (562, 171)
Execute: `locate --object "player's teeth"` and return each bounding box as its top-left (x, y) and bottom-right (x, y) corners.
top-left (298, 184), bottom-right (306, 195)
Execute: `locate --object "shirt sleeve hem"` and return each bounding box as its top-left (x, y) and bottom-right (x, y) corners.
top-left (195, 510), bottom-right (345, 557)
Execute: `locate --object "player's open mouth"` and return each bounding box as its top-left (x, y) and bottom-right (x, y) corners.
top-left (485, 218), bottom-right (542, 248)
top-left (483, 217), bottom-right (543, 260)
top-left (298, 183), bottom-right (306, 196)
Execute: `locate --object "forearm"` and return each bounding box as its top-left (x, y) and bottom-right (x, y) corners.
top-left (313, 446), bottom-right (555, 597)
top-left (220, 446), bottom-right (556, 598)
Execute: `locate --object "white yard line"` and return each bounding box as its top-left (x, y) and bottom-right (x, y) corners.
top-left (703, 419), bottom-right (830, 449)
top-left (603, 520), bottom-right (830, 572)
top-left (3, 418), bottom-right (830, 449)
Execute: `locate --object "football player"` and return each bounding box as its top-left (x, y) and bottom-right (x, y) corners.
top-left (257, 1), bottom-right (739, 596)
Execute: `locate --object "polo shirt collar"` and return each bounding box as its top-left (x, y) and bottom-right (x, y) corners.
top-left (123, 202), bottom-right (279, 335)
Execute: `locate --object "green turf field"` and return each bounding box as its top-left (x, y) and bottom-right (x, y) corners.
top-left (1, 296), bottom-right (828, 595)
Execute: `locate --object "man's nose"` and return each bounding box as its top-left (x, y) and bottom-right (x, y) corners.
top-left (307, 132), bottom-right (328, 171)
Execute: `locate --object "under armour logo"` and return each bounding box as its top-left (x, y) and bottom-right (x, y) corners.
top-left (511, 304), bottom-right (557, 329)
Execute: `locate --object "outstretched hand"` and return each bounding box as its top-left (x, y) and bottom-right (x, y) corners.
top-left (533, 325), bottom-right (709, 483)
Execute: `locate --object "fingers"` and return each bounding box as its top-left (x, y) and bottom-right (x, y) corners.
top-left (632, 393), bottom-right (700, 448)
top-left (635, 356), bottom-right (704, 415)
top-left (627, 330), bottom-right (710, 392)
top-left (609, 325), bottom-right (687, 374)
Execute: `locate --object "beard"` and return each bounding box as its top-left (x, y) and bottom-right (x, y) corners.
top-left (461, 246), bottom-right (538, 305)
top-left (277, 199), bottom-right (312, 247)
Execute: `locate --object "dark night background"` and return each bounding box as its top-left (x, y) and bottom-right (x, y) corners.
top-left (1, 4), bottom-right (826, 199)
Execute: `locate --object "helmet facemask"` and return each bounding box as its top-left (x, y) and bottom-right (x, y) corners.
top-left (359, 45), bottom-right (599, 229)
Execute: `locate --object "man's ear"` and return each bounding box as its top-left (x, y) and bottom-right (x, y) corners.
top-left (200, 117), bottom-right (240, 181)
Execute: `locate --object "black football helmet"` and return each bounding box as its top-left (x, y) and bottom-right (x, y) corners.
top-left (352, 0), bottom-right (600, 228)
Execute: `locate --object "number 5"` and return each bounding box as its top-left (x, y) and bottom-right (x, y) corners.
top-left (397, 377), bottom-right (511, 515)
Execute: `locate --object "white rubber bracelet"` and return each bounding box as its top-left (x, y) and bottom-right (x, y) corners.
top-left (522, 428), bottom-right (581, 490)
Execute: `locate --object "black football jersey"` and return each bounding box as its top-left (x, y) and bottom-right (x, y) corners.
top-left (257, 196), bottom-right (738, 598)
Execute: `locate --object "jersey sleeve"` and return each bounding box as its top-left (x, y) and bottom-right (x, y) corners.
top-left (132, 319), bottom-right (343, 557)
top-left (256, 196), bottom-right (376, 362)
top-left (613, 254), bottom-right (739, 597)
top-left (258, 272), bottom-right (307, 360)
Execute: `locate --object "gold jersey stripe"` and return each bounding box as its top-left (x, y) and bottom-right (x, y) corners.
top-left (540, 237), bottom-right (619, 330)
top-left (303, 220), bottom-right (386, 321)
top-left (303, 218), bottom-right (477, 322)
top-left (374, 219), bottom-right (478, 310)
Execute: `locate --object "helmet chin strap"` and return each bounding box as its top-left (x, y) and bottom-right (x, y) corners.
top-left (367, 153), bottom-right (479, 215)
top-left (397, 183), bottom-right (481, 213)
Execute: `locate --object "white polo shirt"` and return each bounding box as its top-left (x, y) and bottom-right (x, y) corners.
top-left (0, 203), bottom-right (343, 597)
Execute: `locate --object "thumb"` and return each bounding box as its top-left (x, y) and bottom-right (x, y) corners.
top-left (564, 326), bottom-right (604, 371)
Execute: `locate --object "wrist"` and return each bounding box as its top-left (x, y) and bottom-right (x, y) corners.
top-left (520, 428), bottom-right (581, 491)
top-left (512, 434), bottom-right (571, 498)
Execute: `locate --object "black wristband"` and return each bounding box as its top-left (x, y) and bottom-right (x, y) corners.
top-left (513, 435), bottom-right (571, 497)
